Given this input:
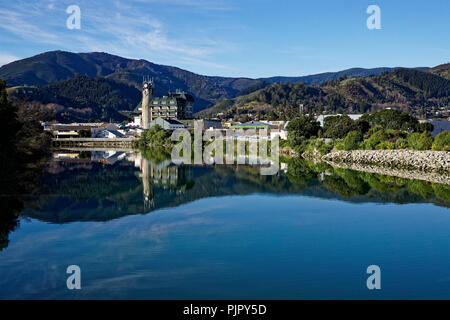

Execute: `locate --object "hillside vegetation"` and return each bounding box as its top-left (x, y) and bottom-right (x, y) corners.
top-left (429, 63), bottom-right (450, 80)
top-left (1, 51), bottom-right (431, 115)
top-left (0, 51), bottom-right (258, 112)
top-left (199, 67), bottom-right (450, 120)
top-left (7, 74), bottom-right (141, 122)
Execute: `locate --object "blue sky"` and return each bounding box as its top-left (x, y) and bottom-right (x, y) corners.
top-left (0, 0), bottom-right (448, 78)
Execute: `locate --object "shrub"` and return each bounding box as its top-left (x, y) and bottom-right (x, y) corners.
top-left (407, 132), bottom-right (420, 149)
top-left (376, 141), bottom-right (395, 150)
top-left (334, 142), bottom-right (345, 150)
top-left (367, 125), bottom-right (383, 136)
top-left (318, 141), bottom-right (334, 155)
top-left (324, 115), bottom-right (359, 139)
top-left (408, 131), bottom-right (433, 150)
top-left (432, 131), bottom-right (450, 151)
top-left (364, 129), bottom-right (389, 150)
top-left (395, 138), bottom-right (408, 149)
top-left (342, 131), bottom-right (363, 150)
top-left (416, 122), bottom-right (434, 133)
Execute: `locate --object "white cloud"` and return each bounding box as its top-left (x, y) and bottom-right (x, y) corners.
top-left (0, 0), bottom-right (235, 74)
top-left (0, 53), bottom-right (21, 67)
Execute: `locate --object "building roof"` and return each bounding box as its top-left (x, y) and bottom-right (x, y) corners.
top-left (150, 117), bottom-right (185, 126)
top-left (106, 130), bottom-right (124, 137)
top-left (164, 118), bottom-right (184, 125)
top-left (230, 121), bottom-right (274, 129)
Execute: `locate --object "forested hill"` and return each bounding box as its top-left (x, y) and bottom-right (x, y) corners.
top-left (7, 75), bottom-right (141, 122)
top-left (198, 67), bottom-right (450, 119)
top-left (0, 50), bottom-right (431, 114)
top-left (429, 63), bottom-right (450, 80)
top-left (0, 50), bottom-right (258, 112)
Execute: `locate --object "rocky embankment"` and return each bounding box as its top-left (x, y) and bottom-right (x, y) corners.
top-left (322, 150), bottom-right (450, 173)
top-left (325, 161), bottom-right (450, 185)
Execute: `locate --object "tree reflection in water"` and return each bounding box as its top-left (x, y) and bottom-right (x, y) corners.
top-left (1, 149), bottom-right (449, 250)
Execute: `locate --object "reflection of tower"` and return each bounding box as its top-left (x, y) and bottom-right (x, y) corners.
top-left (141, 157), bottom-right (154, 208)
top-left (142, 77), bottom-right (154, 129)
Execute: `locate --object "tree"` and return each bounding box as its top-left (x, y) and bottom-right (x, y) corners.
top-left (286, 116), bottom-right (320, 148)
top-left (0, 79), bottom-right (22, 154)
top-left (342, 131), bottom-right (363, 150)
top-left (367, 109), bottom-right (419, 132)
top-left (324, 115), bottom-right (359, 138)
top-left (408, 131), bottom-right (434, 150)
top-left (432, 131), bottom-right (450, 151)
top-left (417, 122), bottom-right (434, 133)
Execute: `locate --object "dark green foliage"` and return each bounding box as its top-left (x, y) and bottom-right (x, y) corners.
top-left (237, 80), bottom-right (268, 96)
top-left (417, 122), bottom-right (434, 133)
top-left (395, 138), bottom-right (408, 149)
top-left (407, 131), bottom-right (434, 150)
top-left (432, 183), bottom-right (450, 201)
top-left (135, 125), bottom-right (172, 149)
top-left (392, 68), bottom-right (450, 98)
top-left (342, 131), bottom-right (363, 150)
top-left (407, 180), bottom-right (434, 199)
top-left (0, 79), bottom-right (22, 154)
top-left (324, 115), bottom-right (363, 138)
top-left (201, 66), bottom-right (450, 118)
top-left (286, 157), bottom-right (317, 185)
top-left (0, 79), bottom-right (50, 251)
top-left (432, 131), bottom-right (450, 151)
top-left (362, 130), bottom-right (390, 150)
top-left (286, 116), bottom-right (321, 149)
top-left (366, 109), bottom-right (419, 132)
top-left (0, 50), bottom-right (260, 113)
top-left (44, 74), bottom-right (141, 121)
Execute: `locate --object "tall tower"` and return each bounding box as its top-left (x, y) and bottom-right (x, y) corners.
top-left (142, 77), bottom-right (154, 129)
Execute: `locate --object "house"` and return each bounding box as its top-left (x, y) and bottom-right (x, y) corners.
top-left (95, 129), bottom-right (124, 139)
top-left (91, 123), bottom-right (120, 137)
top-left (149, 117), bottom-right (185, 130)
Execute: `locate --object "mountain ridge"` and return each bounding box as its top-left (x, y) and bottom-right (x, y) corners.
top-left (1, 50), bottom-right (433, 113)
top-left (198, 67), bottom-right (450, 119)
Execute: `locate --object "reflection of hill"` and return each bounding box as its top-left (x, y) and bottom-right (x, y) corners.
top-left (21, 156), bottom-right (450, 224)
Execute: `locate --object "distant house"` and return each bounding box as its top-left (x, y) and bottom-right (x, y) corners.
top-left (96, 129), bottom-right (124, 139)
top-left (91, 123), bottom-right (120, 137)
top-left (149, 117), bottom-right (185, 130)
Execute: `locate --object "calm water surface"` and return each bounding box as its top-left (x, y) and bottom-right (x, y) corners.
top-left (0, 150), bottom-right (449, 299)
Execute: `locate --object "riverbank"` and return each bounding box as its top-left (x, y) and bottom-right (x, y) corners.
top-left (325, 160), bottom-right (450, 185)
top-left (322, 149), bottom-right (450, 173)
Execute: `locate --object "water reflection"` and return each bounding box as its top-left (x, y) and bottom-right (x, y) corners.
top-left (1, 148), bottom-right (450, 299)
top-left (0, 148), bottom-right (447, 251)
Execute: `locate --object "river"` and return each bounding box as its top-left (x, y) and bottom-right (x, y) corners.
top-left (0, 149), bottom-right (449, 299)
